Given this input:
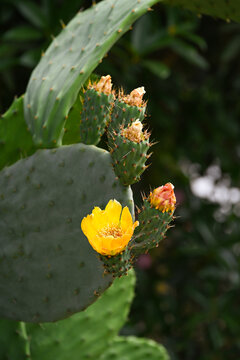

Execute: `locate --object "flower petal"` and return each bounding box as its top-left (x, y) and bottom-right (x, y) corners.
top-left (104, 199), bottom-right (122, 225)
top-left (121, 206), bottom-right (133, 232)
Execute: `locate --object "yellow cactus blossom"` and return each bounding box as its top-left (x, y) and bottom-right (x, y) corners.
top-left (81, 199), bottom-right (139, 256)
top-left (149, 183), bottom-right (176, 213)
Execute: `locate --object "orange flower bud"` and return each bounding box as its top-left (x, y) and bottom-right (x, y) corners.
top-left (149, 183), bottom-right (176, 213)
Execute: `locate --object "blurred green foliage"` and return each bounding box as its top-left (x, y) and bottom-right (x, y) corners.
top-left (0, 1), bottom-right (240, 359)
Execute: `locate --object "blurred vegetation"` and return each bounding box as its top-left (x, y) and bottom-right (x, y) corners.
top-left (1, 1), bottom-right (240, 359)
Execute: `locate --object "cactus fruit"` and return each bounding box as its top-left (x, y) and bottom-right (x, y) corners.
top-left (0, 96), bottom-right (35, 171)
top-left (165, 0), bottom-right (240, 23)
top-left (131, 184), bottom-right (176, 256)
top-left (109, 119), bottom-right (152, 186)
top-left (79, 76), bottom-right (114, 145)
top-left (23, 0), bottom-right (159, 147)
top-left (0, 143), bottom-right (133, 322)
top-left (99, 336), bottom-right (170, 360)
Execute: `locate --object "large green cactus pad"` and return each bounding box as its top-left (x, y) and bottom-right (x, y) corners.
top-left (27, 270), bottom-right (136, 360)
top-left (0, 320), bottom-right (30, 359)
top-left (24, 0), bottom-right (159, 147)
top-left (0, 144), bottom-right (133, 322)
top-left (165, 0), bottom-right (240, 23)
top-left (99, 336), bottom-right (170, 360)
top-left (0, 96), bottom-right (35, 171)
top-left (0, 271), bottom-right (135, 359)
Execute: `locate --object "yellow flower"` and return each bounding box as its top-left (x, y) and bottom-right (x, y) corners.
top-left (81, 199), bottom-right (139, 256)
top-left (149, 183), bottom-right (176, 213)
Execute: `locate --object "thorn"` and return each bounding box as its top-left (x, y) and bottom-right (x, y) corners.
top-left (60, 19), bottom-right (66, 29)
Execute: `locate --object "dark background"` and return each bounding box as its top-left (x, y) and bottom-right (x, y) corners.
top-left (1, 1), bottom-right (240, 359)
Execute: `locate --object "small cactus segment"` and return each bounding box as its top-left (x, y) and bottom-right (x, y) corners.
top-left (131, 184), bottom-right (176, 256)
top-left (165, 0), bottom-right (240, 23)
top-left (99, 247), bottom-right (132, 278)
top-left (27, 270), bottom-right (136, 360)
top-left (80, 76), bottom-right (114, 145)
top-left (0, 319), bottom-right (30, 359)
top-left (110, 120), bottom-right (151, 186)
top-left (108, 87), bottom-right (146, 148)
top-left (99, 336), bottom-right (170, 360)
top-left (24, 0), bottom-right (159, 147)
top-left (0, 96), bottom-right (35, 171)
top-left (0, 143), bottom-right (133, 322)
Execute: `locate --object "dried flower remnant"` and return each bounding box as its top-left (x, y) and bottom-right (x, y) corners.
top-left (92, 75), bottom-right (112, 95)
top-left (120, 87), bottom-right (146, 107)
top-left (121, 120), bottom-right (149, 143)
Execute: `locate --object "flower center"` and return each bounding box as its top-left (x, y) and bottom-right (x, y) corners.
top-left (98, 225), bottom-right (123, 238)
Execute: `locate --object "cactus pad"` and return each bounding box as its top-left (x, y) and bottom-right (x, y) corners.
top-left (0, 144), bottom-right (133, 322)
top-left (0, 96), bottom-right (35, 171)
top-left (0, 270), bottom-right (135, 359)
top-left (99, 336), bottom-right (170, 360)
top-left (0, 319), bottom-right (30, 359)
top-left (24, 0), bottom-right (159, 147)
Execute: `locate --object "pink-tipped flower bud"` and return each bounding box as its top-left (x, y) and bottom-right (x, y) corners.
top-left (149, 183), bottom-right (176, 213)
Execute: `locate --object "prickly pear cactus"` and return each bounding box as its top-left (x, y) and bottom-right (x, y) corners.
top-left (0, 0), bottom-right (177, 325)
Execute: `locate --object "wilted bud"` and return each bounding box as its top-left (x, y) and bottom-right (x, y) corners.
top-left (122, 87), bottom-right (146, 107)
top-left (121, 120), bottom-right (147, 143)
top-left (93, 75), bottom-right (112, 95)
top-left (149, 183), bottom-right (176, 213)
